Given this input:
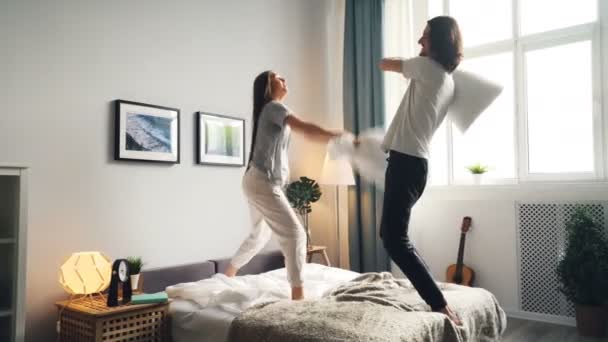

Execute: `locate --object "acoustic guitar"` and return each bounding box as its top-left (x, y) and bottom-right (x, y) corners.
top-left (445, 216), bottom-right (475, 286)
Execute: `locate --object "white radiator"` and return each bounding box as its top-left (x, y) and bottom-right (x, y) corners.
top-left (516, 202), bottom-right (606, 317)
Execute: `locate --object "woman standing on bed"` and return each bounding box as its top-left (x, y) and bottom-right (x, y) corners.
top-left (224, 70), bottom-right (342, 300)
top-left (379, 16), bottom-right (463, 324)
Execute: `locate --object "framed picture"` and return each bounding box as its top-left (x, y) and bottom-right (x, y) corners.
top-left (197, 112), bottom-right (245, 166)
top-left (114, 100), bottom-right (180, 163)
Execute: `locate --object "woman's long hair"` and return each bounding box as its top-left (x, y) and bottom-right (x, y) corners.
top-left (247, 71), bottom-right (273, 167)
top-left (427, 16), bottom-right (463, 73)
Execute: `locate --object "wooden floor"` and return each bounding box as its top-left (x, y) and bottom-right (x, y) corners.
top-left (502, 318), bottom-right (607, 342)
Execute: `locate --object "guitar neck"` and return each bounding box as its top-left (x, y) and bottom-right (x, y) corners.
top-left (456, 232), bottom-right (466, 269)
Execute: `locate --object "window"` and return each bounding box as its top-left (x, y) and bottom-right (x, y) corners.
top-left (383, 0), bottom-right (604, 185)
top-left (520, 0), bottom-right (597, 35)
top-left (449, 0), bottom-right (512, 47)
top-left (429, 122), bottom-right (449, 185)
top-left (526, 41), bottom-right (594, 174)
top-left (453, 53), bottom-right (515, 181)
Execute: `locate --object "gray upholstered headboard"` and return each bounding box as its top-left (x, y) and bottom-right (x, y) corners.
top-left (140, 250), bottom-right (285, 293)
top-left (141, 260), bottom-right (215, 293)
top-left (212, 250), bottom-right (284, 276)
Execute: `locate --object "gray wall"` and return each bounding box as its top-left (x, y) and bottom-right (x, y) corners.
top-left (0, 1), bottom-right (336, 340)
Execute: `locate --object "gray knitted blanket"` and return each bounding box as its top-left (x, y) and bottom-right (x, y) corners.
top-left (228, 272), bottom-right (506, 342)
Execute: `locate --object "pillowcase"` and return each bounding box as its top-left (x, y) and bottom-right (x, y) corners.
top-left (448, 69), bottom-right (503, 133)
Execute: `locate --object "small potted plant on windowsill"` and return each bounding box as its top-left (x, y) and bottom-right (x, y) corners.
top-left (466, 163), bottom-right (488, 185)
top-left (286, 176), bottom-right (322, 249)
top-left (126, 256), bottom-right (144, 292)
top-left (557, 207), bottom-right (608, 338)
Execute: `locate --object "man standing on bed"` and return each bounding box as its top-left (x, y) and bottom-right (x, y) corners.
top-left (223, 70), bottom-right (344, 300)
top-left (378, 16), bottom-right (463, 325)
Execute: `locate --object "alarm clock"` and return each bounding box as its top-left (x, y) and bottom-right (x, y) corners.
top-left (107, 259), bottom-right (132, 307)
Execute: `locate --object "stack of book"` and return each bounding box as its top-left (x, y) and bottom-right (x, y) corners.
top-left (131, 292), bottom-right (169, 305)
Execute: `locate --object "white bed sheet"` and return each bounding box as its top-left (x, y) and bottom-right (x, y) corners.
top-left (167, 264), bottom-right (360, 342)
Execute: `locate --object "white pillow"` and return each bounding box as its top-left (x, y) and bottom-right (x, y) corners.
top-left (448, 69), bottom-right (503, 133)
top-left (328, 129), bottom-right (387, 188)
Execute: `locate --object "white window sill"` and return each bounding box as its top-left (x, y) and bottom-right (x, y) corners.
top-left (424, 179), bottom-right (608, 201)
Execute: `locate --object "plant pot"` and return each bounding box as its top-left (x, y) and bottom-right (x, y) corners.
top-left (471, 173), bottom-right (483, 185)
top-left (130, 274), bottom-right (141, 291)
top-left (575, 304), bottom-right (607, 338)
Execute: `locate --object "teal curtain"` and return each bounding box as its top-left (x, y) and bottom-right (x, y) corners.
top-left (343, 0), bottom-right (389, 273)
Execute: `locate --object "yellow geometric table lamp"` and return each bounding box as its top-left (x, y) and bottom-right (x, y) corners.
top-left (59, 252), bottom-right (112, 297)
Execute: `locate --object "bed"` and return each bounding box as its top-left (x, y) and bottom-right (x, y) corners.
top-left (141, 251), bottom-right (292, 342)
top-left (142, 251), bottom-right (507, 342)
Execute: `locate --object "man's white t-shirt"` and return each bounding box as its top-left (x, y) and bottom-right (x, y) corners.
top-left (382, 56), bottom-right (455, 159)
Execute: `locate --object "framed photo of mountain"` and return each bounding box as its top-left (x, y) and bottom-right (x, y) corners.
top-left (196, 112), bottom-right (245, 166)
top-left (114, 100), bottom-right (180, 163)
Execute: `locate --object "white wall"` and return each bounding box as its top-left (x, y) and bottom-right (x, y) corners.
top-left (0, 1), bottom-right (336, 340)
top-left (400, 184), bottom-right (608, 317)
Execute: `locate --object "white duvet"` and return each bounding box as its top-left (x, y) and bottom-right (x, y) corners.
top-left (166, 264), bottom-right (360, 342)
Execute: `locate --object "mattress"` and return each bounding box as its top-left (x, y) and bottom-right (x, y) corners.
top-left (170, 299), bottom-right (236, 342)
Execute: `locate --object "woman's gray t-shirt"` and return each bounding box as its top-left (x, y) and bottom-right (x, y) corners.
top-left (249, 101), bottom-right (291, 184)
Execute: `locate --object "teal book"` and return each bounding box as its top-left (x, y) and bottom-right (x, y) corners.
top-left (131, 292), bottom-right (168, 305)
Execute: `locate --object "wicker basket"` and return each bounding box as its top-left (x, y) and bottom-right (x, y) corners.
top-left (56, 296), bottom-right (170, 342)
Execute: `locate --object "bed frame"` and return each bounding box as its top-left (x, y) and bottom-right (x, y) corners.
top-left (141, 250), bottom-right (285, 293)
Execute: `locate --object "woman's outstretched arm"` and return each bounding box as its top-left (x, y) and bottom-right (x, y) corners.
top-left (285, 114), bottom-right (342, 143)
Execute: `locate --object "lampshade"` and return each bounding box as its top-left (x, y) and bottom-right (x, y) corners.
top-left (319, 152), bottom-right (355, 186)
top-left (59, 252), bottom-right (112, 295)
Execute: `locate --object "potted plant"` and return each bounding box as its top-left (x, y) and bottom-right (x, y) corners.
top-left (285, 176), bottom-right (322, 249)
top-left (557, 207), bottom-right (608, 338)
top-left (126, 256), bottom-right (144, 292)
top-left (466, 163), bottom-right (488, 185)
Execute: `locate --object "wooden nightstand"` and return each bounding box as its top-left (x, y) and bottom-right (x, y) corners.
top-left (55, 295), bottom-right (170, 341)
top-left (307, 245), bottom-right (331, 266)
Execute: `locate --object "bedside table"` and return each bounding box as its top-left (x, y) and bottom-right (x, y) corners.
top-left (56, 295), bottom-right (170, 341)
top-left (307, 245), bottom-right (331, 266)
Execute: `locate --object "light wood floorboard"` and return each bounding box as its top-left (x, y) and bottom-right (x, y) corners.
top-left (502, 318), bottom-right (607, 342)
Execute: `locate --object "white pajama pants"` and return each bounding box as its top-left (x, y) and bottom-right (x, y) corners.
top-left (230, 167), bottom-right (307, 287)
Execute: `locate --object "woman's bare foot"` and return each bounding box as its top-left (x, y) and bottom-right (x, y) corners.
top-left (437, 306), bottom-right (462, 326)
top-left (223, 264), bottom-right (238, 277)
top-left (291, 286), bottom-right (304, 300)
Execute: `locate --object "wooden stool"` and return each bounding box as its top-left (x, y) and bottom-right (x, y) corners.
top-left (307, 245), bottom-right (331, 266)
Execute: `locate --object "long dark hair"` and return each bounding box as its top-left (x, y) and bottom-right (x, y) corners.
top-left (427, 16), bottom-right (463, 73)
top-left (247, 70), bottom-right (273, 167)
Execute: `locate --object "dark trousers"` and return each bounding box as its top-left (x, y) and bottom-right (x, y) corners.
top-left (380, 150), bottom-right (447, 311)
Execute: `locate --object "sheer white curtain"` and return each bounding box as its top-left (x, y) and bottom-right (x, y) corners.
top-left (325, 0), bottom-right (345, 129)
top-left (383, 0), bottom-right (414, 124)
top-left (323, 0), bottom-right (348, 268)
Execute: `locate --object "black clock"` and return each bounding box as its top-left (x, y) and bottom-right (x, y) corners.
top-left (107, 259), bottom-right (132, 307)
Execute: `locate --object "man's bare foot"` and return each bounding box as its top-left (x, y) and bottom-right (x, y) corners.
top-left (437, 306), bottom-right (462, 326)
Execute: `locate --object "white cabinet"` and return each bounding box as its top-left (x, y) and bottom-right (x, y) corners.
top-left (0, 166), bottom-right (27, 342)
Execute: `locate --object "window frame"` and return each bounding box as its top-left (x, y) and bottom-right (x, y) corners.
top-left (405, 0), bottom-right (606, 186)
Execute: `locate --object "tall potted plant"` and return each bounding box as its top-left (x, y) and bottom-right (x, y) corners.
top-left (557, 207), bottom-right (608, 337)
top-left (286, 176), bottom-right (322, 249)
